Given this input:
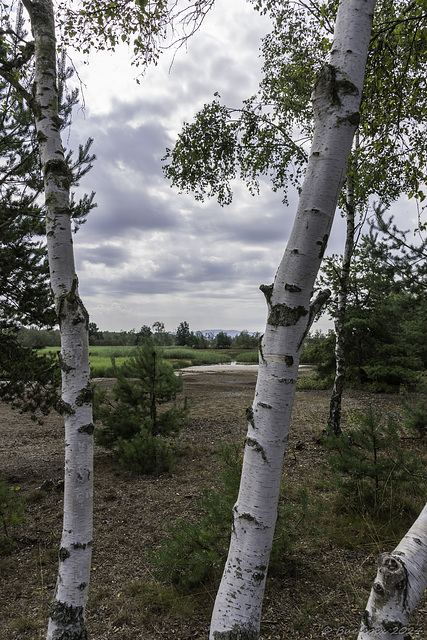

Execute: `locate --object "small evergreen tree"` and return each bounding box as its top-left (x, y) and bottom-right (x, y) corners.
top-left (324, 406), bottom-right (426, 524)
top-left (95, 340), bottom-right (188, 473)
top-left (151, 443), bottom-right (242, 590)
top-left (316, 233), bottom-right (427, 392)
top-left (402, 399), bottom-right (427, 440)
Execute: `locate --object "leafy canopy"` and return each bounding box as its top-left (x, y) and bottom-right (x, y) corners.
top-left (56, 0), bottom-right (217, 69)
top-left (164, 0), bottom-right (427, 220)
top-left (0, 6), bottom-right (96, 416)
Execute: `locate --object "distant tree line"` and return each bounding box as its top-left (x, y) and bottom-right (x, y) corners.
top-left (15, 220), bottom-right (427, 396)
top-left (15, 322), bottom-right (262, 350)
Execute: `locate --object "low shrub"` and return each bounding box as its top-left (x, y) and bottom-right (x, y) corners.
top-left (115, 431), bottom-right (174, 474)
top-left (402, 398), bottom-right (427, 439)
top-left (324, 406), bottom-right (426, 529)
top-left (150, 443), bottom-right (242, 590)
top-left (235, 351), bottom-right (258, 363)
top-left (150, 444), bottom-right (322, 590)
top-left (0, 478), bottom-right (25, 555)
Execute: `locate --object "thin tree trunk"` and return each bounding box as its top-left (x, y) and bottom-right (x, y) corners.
top-left (327, 151), bottom-right (356, 435)
top-left (358, 502), bottom-right (427, 640)
top-left (210, 2), bottom-right (376, 638)
top-left (22, 2), bottom-right (94, 638)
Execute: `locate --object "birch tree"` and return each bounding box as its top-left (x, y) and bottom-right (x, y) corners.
top-left (0, 7), bottom-right (95, 420)
top-left (209, 2), bottom-right (376, 637)
top-left (0, 2), bottom-right (219, 636)
top-left (318, 222), bottom-right (427, 391)
top-left (0, 8), bottom-right (95, 635)
top-left (327, 142), bottom-right (357, 435)
top-left (358, 502), bottom-right (427, 640)
top-left (164, 0), bottom-right (427, 213)
top-left (15, 2), bottom-right (94, 637)
top-left (164, 0), bottom-right (427, 434)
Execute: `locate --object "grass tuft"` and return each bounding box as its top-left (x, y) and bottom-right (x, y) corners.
top-left (235, 351), bottom-right (258, 363)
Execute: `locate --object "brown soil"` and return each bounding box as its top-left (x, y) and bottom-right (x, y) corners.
top-left (0, 371), bottom-right (426, 639)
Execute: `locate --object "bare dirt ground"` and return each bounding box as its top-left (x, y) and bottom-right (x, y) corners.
top-left (1, 370), bottom-right (426, 639)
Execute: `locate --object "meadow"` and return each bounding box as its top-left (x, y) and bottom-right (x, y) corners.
top-left (39, 345), bottom-right (259, 377)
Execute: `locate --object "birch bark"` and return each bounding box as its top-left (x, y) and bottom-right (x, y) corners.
top-left (358, 502), bottom-right (427, 640)
top-left (327, 156), bottom-right (356, 435)
top-left (210, 1), bottom-right (376, 638)
top-left (21, 2), bottom-right (93, 638)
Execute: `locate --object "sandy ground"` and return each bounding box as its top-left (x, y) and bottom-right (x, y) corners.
top-left (1, 371), bottom-right (426, 639)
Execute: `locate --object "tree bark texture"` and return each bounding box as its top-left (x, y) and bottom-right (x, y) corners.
top-left (327, 162), bottom-right (356, 435)
top-left (358, 502), bottom-right (427, 640)
top-left (22, 2), bottom-right (94, 639)
top-left (210, 2), bottom-right (376, 638)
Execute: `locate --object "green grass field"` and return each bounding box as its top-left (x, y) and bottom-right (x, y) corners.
top-left (39, 345), bottom-right (259, 377)
top-left (235, 351), bottom-right (258, 363)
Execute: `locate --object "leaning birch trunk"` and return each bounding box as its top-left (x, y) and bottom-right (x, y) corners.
top-left (327, 154), bottom-right (356, 435)
top-left (22, 2), bottom-right (94, 638)
top-left (358, 502), bottom-right (427, 640)
top-left (210, 2), bottom-right (376, 638)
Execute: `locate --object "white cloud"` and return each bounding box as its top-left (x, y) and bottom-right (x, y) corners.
top-left (67, 2), bottom-right (290, 334)
top-left (65, 0), bottom-right (417, 335)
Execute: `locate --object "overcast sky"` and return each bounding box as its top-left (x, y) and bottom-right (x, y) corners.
top-left (66, 0), bottom-right (417, 335)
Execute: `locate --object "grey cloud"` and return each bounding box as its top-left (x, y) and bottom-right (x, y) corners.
top-left (78, 243), bottom-right (276, 301)
top-left (89, 182), bottom-right (178, 235)
top-left (94, 120), bottom-right (168, 172)
top-left (185, 190), bottom-right (291, 248)
top-left (106, 95), bottom-right (172, 123)
top-left (65, 0), bottom-right (349, 334)
top-left (72, 159), bottom-right (179, 243)
top-left (222, 213), bottom-right (288, 245)
top-left (77, 244), bottom-right (127, 268)
top-left (182, 258), bottom-right (235, 283)
top-left (80, 273), bottom-right (187, 298)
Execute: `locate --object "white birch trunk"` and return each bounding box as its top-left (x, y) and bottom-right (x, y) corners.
top-left (358, 502), bottom-right (427, 640)
top-left (327, 158), bottom-right (356, 435)
top-left (22, 2), bottom-right (93, 638)
top-left (210, 2), bottom-right (376, 638)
